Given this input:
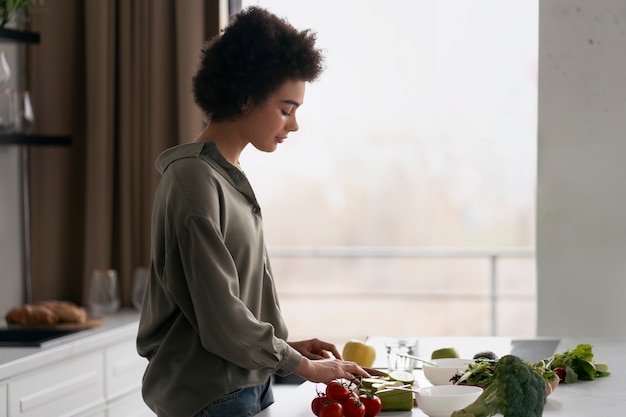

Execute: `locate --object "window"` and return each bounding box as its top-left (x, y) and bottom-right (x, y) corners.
top-left (241, 0), bottom-right (538, 342)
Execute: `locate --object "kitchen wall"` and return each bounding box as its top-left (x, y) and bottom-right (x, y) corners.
top-left (537, 0), bottom-right (626, 336)
top-left (0, 43), bottom-right (24, 310)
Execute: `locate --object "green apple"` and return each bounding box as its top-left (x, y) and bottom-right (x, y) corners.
top-left (431, 347), bottom-right (460, 359)
top-left (342, 339), bottom-right (377, 367)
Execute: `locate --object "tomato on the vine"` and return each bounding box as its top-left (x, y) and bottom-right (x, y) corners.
top-left (311, 395), bottom-right (328, 416)
top-left (319, 400), bottom-right (343, 417)
top-left (325, 380), bottom-right (352, 402)
top-left (359, 393), bottom-right (382, 417)
top-left (343, 395), bottom-right (366, 417)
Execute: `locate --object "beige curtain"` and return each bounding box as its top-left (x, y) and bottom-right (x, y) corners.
top-left (25, 0), bottom-right (220, 306)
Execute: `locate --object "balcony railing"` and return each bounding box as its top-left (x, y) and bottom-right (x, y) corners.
top-left (268, 246), bottom-right (535, 336)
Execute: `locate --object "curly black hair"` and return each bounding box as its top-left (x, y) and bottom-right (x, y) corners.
top-left (192, 6), bottom-right (325, 122)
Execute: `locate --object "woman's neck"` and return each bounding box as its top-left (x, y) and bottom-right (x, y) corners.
top-left (194, 122), bottom-right (247, 167)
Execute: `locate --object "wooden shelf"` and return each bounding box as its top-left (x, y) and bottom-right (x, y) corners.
top-left (0, 133), bottom-right (71, 146)
top-left (0, 27), bottom-right (40, 43)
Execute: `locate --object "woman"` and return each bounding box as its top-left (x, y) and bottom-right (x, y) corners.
top-left (136, 6), bottom-right (369, 417)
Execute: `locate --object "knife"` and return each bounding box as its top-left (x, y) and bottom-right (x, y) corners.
top-left (362, 367), bottom-right (390, 377)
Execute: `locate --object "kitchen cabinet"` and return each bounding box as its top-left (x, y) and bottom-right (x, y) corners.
top-left (104, 340), bottom-right (146, 402)
top-left (0, 311), bottom-right (155, 417)
top-left (9, 351), bottom-right (104, 417)
top-left (7, 339), bottom-right (151, 417)
top-left (107, 391), bottom-right (155, 417)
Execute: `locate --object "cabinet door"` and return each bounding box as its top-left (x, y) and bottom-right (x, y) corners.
top-left (105, 339), bottom-right (148, 401)
top-left (107, 391), bottom-right (155, 417)
top-left (9, 351), bottom-right (105, 417)
top-left (0, 382), bottom-right (7, 417)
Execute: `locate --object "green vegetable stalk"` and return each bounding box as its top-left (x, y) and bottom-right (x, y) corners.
top-left (451, 355), bottom-right (546, 417)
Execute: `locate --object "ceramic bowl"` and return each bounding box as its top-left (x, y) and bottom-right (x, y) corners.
top-left (416, 385), bottom-right (483, 417)
top-left (422, 358), bottom-right (473, 385)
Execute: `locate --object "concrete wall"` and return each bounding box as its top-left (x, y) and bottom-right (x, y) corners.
top-left (537, 0), bottom-right (626, 336)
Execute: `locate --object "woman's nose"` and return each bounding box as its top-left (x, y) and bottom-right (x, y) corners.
top-left (287, 115), bottom-right (299, 132)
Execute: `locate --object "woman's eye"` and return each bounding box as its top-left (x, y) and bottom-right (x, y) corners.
top-left (281, 109), bottom-right (291, 116)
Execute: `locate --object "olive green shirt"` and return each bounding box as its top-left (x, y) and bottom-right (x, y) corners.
top-left (136, 141), bottom-right (302, 417)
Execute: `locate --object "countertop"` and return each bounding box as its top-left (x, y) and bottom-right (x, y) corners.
top-left (261, 336), bottom-right (625, 417)
top-left (0, 309), bottom-right (141, 381)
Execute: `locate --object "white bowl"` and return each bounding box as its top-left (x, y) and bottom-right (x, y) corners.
top-left (416, 385), bottom-right (483, 417)
top-left (422, 358), bottom-right (473, 385)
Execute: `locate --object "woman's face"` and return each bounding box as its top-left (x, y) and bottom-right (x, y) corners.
top-left (242, 79), bottom-right (306, 152)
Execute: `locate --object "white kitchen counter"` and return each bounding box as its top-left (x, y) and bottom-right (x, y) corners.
top-left (260, 337), bottom-right (626, 417)
top-left (0, 309), bottom-right (152, 417)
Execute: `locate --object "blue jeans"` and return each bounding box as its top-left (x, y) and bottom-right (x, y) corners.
top-left (194, 379), bottom-right (274, 417)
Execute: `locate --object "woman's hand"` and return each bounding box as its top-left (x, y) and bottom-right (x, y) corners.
top-left (293, 357), bottom-right (371, 383)
top-left (288, 338), bottom-right (343, 360)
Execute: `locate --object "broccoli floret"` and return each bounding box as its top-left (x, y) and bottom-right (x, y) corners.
top-left (451, 355), bottom-right (547, 417)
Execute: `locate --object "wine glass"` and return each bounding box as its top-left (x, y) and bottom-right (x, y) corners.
top-left (0, 88), bottom-right (14, 132)
top-left (11, 90), bottom-right (34, 133)
top-left (87, 269), bottom-right (121, 316)
top-left (0, 50), bottom-right (11, 89)
top-left (131, 267), bottom-right (149, 310)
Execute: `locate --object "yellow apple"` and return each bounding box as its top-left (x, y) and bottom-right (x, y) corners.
top-left (342, 339), bottom-right (376, 367)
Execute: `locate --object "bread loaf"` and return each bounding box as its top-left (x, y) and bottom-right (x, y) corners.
top-left (5, 304), bottom-right (58, 325)
top-left (35, 300), bottom-right (87, 323)
top-left (5, 300), bottom-right (87, 325)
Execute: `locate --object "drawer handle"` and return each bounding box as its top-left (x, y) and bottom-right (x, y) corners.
top-left (20, 371), bottom-right (100, 412)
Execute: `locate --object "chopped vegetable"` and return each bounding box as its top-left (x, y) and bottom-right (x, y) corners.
top-left (358, 375), bottom-right (414, 411)
top-left (451, 355), bottom-right (546, 417)
top-left (374, 387), bottom-right (413, 411)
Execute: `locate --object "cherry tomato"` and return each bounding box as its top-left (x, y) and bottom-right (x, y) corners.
top-left (319, 401), bottom-right (343, 417)
top-left (343, 396), bottom-right (366, 417)
top-left (311, 395), bottom-right (328, 416)
top-left (553, 367), bottom-right (566, 383)
top-left (359, 393), bottom-right (382, 417)
top-left (326, 380), bottom-right (351, 402)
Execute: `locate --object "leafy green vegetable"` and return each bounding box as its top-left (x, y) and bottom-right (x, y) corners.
top-left (451, 358), bottom-right (496, 387)
top-left (541, 343), bottom-right (611, 382)
top-left (451, 358), bottom-right (558, 388)
top-left (451, 355), bottom-right (546, 417)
